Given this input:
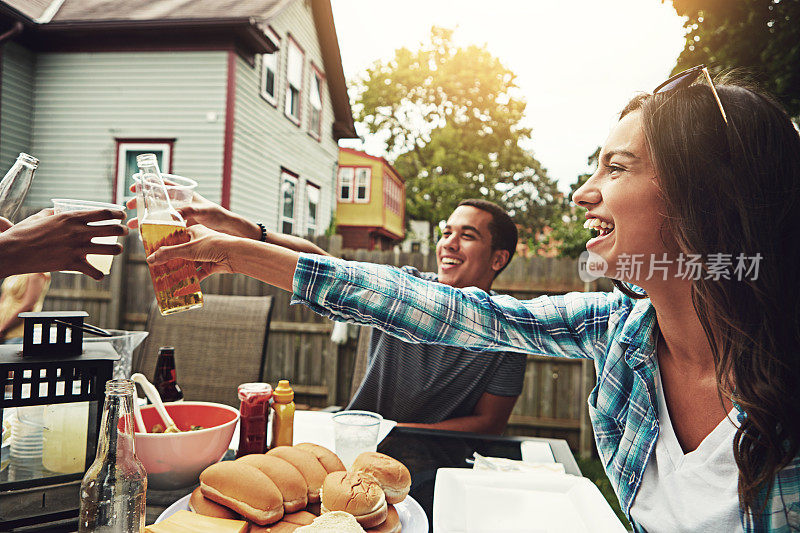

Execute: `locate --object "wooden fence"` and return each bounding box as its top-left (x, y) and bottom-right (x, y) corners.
top-left (38, 233), bottom-right (610, 457)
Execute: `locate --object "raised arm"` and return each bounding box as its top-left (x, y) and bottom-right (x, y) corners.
top-left (0, 209), bottom-right (126, 279)
top-left (147, 227), bottom-right (622, 359)
top-left (127, 189), bottom-right (330, 256)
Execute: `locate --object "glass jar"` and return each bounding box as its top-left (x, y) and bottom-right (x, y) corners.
top-left (236, 382), bottom-right (272, 457)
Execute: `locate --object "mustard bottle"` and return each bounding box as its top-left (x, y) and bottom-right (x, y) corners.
top-left (270, 380), bottom-right (295, 448)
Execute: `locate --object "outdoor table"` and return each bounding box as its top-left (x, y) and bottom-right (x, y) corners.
top-left (143, 425), bottom-right (581, 529)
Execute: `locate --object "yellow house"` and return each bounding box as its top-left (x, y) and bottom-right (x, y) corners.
top-left (336, 148), bottom-right (405, 250)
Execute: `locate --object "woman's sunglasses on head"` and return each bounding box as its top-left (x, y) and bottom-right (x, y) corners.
top-left (653, 64), bottom-right (728, 125)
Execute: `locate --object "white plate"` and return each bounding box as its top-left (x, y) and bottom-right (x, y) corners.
top-left (157, 492), bottom-right (428, 532)
top-left (433, 469), bottom-right (626, 533)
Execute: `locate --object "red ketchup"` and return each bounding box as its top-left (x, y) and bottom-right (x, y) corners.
top-left (236, 382), bottom-right (272, 457)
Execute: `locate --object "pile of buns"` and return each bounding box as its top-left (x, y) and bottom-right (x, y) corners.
top-left (185, 444), bottom-right (410, 533)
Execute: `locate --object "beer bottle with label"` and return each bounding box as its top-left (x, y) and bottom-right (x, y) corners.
top-left (153, 346), bottom-right (183, 402)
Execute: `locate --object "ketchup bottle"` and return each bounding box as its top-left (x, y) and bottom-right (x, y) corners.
top-left (236, 382), bottom-right (272, 457)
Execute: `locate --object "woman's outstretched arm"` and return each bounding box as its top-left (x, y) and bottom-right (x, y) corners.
top-left (148, 225), bottom-right (621, 358)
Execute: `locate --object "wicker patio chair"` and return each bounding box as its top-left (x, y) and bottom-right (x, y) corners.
top-left (133, 294), bottom-right (274, 407)
top-left (349, 325), bottom-right (373, 400)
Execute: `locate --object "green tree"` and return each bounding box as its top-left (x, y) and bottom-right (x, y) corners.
top-left (352, 27), bottom-right (560, 239)
top-left (534, 147), bottom-right (599, 258)
top-left (669, 0), bottom-right (800, 118)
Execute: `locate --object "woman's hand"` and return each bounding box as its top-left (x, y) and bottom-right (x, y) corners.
top-left (145, 225), bottom-right (242, 281)
top-left (127, 186), bottom-right (260, 240)
top-left (0, 209), bottom-right (127, 279)
top-left (145, 224), bottom-right (299, 292)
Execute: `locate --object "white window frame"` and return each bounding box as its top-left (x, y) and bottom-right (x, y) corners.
top-left (354, 167), bottom-right (371, 203)
top-left (305, 181), bottom-right (321, 235)
top-left (280, 171), bottom-right (299, 234)
top-left (260, 50), bottom-right (279, 106)
top-left (115, 142), bottom-right (172, 205)
top-left (308, 66), bottom-right (324, 140)
top-left (338, 167), bottom-right (354, 202)
top-left (284, 36), bottom-right (304, 125)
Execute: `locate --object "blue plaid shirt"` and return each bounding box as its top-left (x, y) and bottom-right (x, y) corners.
top-left (292, 254), bottom-right (800, 532)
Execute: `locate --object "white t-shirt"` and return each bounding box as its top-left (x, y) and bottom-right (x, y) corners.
top-left (630, 367), bottom-right (743, 533)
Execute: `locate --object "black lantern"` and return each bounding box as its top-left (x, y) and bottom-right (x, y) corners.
top-left (0, 311), bottom-right (119, 530)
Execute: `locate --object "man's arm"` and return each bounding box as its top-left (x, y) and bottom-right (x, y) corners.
top-left (0, 210), bottom-right (126, 278)
top-left (397, 392), bottom-right (518, 435)
top-left (127, 191), bottom-right (330, 256)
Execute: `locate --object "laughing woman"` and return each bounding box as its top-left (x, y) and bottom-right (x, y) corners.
top-left (147, 69), bottom-right (799, 531)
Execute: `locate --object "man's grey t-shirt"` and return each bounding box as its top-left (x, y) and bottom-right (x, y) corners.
top-left (346, 267), bottom-right (527, 423)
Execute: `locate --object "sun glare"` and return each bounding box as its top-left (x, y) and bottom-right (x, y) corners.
top-left (332, 0), bottom-right (686, 190)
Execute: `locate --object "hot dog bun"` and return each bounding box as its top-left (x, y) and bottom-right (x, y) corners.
top-left (249, 510), bottom-right (316, 532)
top-left (199, 461), bottom-right (284, 525)
top-left (295, 442), bottom-right (346, 473)
top-left (267, 446), bottom-right (327, 503)
top-left (189, 487), bottom-right (239, 520)
top-left (237, 454), bottom-right (309, 513)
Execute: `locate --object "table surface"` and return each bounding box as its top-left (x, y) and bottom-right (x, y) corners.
top-left (144, 425), bottom-right (582, 530)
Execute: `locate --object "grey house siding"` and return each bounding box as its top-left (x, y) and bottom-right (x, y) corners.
top-left (230, 0), bottom-right (339, 234)
top-left (1, 42), bottom-right (36, 173)
top-left (25, 51), bottom-right (227, 208)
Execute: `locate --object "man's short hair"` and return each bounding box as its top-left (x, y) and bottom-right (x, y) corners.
top-left (456, 199), bottom-right (517, 275)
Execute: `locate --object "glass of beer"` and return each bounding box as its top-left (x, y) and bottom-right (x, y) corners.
top-left (52, 198), bottom-right (125, 275)
top-left (136, 154), bottom-right (203, 316)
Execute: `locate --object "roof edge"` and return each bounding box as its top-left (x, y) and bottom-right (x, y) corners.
top-left (310, 0), bottom-right (357, 140)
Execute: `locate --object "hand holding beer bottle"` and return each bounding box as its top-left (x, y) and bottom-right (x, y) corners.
top-left (136, 154), bottom-right (203, 315)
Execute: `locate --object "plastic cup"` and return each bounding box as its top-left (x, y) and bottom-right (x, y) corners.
top-left (132, 173), bottom-right (197, 225)
top-left (332, 410), bottom-right (383, 469)
top-left (52, 198), bottom-right (125, 275)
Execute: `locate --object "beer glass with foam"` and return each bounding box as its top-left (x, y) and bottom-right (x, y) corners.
top-left (136, 154), bottom-right (203, 315)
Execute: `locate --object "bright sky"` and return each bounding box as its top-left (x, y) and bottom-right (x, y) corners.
top-left (331, 0), bottom-right (687, 192)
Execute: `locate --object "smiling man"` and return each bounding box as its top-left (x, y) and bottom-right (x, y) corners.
top-left (345, 199), bottom-right (525, 434)
top-left (138, 195), bottom-right (526, 434)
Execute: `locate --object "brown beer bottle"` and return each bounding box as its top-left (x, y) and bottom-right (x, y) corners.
top-left (153, 346), bottom-right (183, 402)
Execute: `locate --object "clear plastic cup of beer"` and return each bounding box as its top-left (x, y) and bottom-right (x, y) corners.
top-left (136, 166), bottom-right (203, 316)
top-left (51, 198), bottom-right (125, 275)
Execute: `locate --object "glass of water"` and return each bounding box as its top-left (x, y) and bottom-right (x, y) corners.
top-left (332, 410), bottom-right (383, 469)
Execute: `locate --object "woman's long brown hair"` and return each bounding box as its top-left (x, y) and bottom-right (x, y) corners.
top-left (618, 81), bottom-right (800, 518)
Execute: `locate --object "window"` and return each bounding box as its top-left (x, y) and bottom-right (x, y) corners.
top-left (355, 168), bottom-right (370, 202)
top-left (284, 37), bottom-right (304, 124)
top-left (306, 182), bottom-right (320, 235)
top-left (338, 167), bottom-right (354, 201)
top-left (115, 141), bottom-right (172, 206)
top-left (280, 171), bottom-right (298, 234)
top-left (309, 67), bottom-right (324, 139)
top-left (261, 51), bottom-right (279, 105)
top-left (384, 173), bottom-right (403, 215)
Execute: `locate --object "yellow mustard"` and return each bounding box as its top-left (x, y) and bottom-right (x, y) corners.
top-left (270, 379), bottom-right (295, 448)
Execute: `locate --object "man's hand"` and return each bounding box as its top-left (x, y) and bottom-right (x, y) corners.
top-left (0, 209), bottom-right (127, 279)
top-left (0, 217), bottom-right (11, 232)
top-left (145, 224), bottom-right (240, 281)
top-left (126, 186), bottom-right (260, 240)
